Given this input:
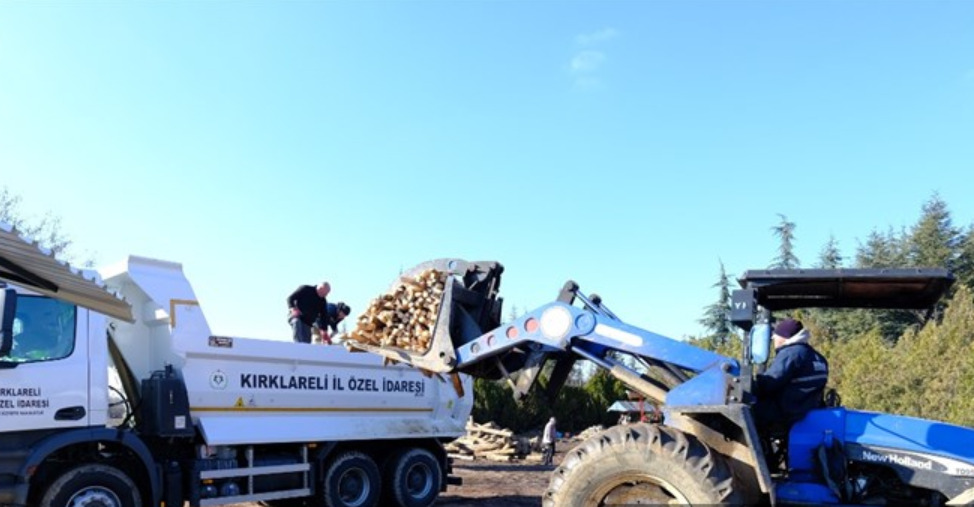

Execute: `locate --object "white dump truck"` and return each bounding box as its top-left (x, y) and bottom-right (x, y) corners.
top-left (0, 223), bottom-right (500, 507)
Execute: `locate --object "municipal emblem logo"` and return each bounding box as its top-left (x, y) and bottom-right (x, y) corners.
top-left (210, 370), bottom-right (228, 390)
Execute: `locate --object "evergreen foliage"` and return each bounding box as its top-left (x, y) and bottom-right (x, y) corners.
top-left (698, 261), bottom-right (735, 346)
top-left (471, 367), bottom-right (629, 434)
top-left (908, 193), bottom-right (959, 270)
top-left (817, 234), bottom-right (843, 269)
top-left (770, 213), bottom-right (800, 269)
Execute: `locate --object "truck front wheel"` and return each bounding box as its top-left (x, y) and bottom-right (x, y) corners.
top-left (543, 423), bottom-right (741, 507)
top-left (383, 448), bottom-right (441, 507)
top-left (321, 451), bottom-right (381, 507)
top-left (39, 463), bottom-right (141, 507)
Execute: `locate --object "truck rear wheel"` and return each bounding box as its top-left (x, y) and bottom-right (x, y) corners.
top-left (383, 448), bottom-right (441, 507)
top-left (543, 423), bottom-right (741, 507)
top-left (39, 463), bottom-right (141, 507)
top-left (321, 451), bottom-right (381, 507)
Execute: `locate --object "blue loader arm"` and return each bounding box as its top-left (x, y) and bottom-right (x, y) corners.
top-left (453, 301), bottom-right (739, 404)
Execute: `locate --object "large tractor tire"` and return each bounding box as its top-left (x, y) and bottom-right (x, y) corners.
top-left (39, 463), bottom-right (142, 507)
top-left (544, 423), bottom-right (741, 506)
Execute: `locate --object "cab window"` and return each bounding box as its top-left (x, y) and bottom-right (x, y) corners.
top-left (5, 296), bottom-right (76, 362)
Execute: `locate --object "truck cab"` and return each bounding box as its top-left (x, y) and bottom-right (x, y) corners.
top-left (0, 224), bottom-right (475, 507)
top-left (0, 287), bottom-right (111, 433)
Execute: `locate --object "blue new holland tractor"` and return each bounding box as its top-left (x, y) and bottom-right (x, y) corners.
top-left (355, 260), bottom-right (974, 506)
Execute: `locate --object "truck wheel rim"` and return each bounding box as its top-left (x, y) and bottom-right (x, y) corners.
top-left (590, 473), bottom-right (690, 506)
top-left (67, 486), bottom-right (123, 507)
top-left (338, 468), bottom-right (370, 507)
top-left (405, 462), bottom-right (434, 499)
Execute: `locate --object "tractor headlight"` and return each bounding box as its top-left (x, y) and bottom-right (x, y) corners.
top-left (540, 306), bottom-right (572, 340)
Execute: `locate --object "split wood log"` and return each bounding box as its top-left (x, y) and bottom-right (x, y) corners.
top-left (465, 421), bottom-right (514, 438)
top-left (346, 268), bottom-right (447, 354)
top-left (482, 453), bottom-right (514, 463)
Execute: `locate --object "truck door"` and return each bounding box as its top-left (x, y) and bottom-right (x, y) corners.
top-left (0, 295), bottom-right (90, 431)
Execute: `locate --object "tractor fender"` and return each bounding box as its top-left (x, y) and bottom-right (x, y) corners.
top-left (666, 404), bottom-right (773, 505)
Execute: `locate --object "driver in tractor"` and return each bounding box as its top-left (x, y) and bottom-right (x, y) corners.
top-left (752, 318), bottom-right (830, 434)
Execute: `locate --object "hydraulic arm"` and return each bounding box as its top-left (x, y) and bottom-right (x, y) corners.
top-left (351, 259), bottom-right (740, 407)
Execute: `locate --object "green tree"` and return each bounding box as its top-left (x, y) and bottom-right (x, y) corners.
top-left (905, 193), bottom-right (961, 324)
top-left (908, 193), bottom-right (959, 269)
top-left (855, 227), bottom-right (908, 268)
top-left (698, 261), bottom-right (734, 346)
top-left (817, 234), bottom-right (843, 268)
top-left (955, 227), bottom-right (974, 292)
top-left (583, 370), bottom-right (628, 427)
top-left (770, 214), bottom-right (800, 269)
top-left (826, 328), bottom-right (898, 412)
top-left (0, 185), bottom-right (85, 264)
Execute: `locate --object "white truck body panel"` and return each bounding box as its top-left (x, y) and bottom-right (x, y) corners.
top-left (100, 255), bottom-right (472, 446)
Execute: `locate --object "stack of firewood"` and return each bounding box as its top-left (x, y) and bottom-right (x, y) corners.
top-left (346, 268), bottom-right (447, 353)
top-left (445, 419), bottom-right (532, 462)
top-left (574, 425), bottom-right (605, 441)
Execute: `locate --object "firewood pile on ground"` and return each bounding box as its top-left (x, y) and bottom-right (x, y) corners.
top-left (445, 419), bottom-right (535, 462)
top-left (573, 425), bottom-right (605, 441)
top-left (346, 268), bottom-right (446, 353)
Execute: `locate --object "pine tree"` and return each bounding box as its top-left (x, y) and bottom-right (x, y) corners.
top-left (908, 193), bottom-right (959, 269)
top-left (855, 227), bottom-right (909, 269)
top-left (954, 227), bottom-right (974, 292)
top-left (817, 235), bottom-right (843, 268)
top-left (808, 235), bottom-right (848, 339)
top-left (770, 214), bottom-right (800, 269)
top-left (698, 261), bottom-right (735, 345)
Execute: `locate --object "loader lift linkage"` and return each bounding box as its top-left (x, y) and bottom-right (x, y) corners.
top-left (354, 260), bottom-right (974, 506)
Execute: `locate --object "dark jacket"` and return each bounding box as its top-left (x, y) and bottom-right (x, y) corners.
top-left (323, 303), bottom-right (344, 333)
top-left (756, 331), bottom-right (829, 424)
top-left (287, 285), bottom-right (327, 328)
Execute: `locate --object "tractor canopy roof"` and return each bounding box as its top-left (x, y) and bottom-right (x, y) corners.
top-left (738, 268), bottom-right (954, 311)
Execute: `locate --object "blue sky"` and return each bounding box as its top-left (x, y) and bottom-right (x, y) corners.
top-left (1, 1), bottom-right (972, 342)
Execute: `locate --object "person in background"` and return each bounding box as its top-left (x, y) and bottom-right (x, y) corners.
top-left (542, 416), bottom-right (558, 466)
top-left (319, 302), bottom-right (351, 345)
top-left (286, 281), bottom-right (331, 344)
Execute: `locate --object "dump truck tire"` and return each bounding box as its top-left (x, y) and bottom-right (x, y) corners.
top-left (321, 451), bottom-right (381, 507)
top-left (39, 463), bottom-right (141, 507)
top-left (383, 448), bottom-right (441, 507)
top-left (543, 423), bottom-right (741, 507)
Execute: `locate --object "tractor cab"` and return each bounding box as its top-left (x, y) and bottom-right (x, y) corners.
top-left (733, 267), bottom-right (953, 372)
top-left (732, 268), bottom-right (959, 502)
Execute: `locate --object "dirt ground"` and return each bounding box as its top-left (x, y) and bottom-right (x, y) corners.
top-left (435, 454), bottom-right (561, 507)
top-left (229, 442), bottom-right (566, 507)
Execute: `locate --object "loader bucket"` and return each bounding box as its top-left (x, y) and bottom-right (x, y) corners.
top-left (346, 259), bottom-right (504, 373)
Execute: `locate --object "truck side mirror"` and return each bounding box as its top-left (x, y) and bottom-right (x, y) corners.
top-left (0, 288), bottom-right (15, 357)
top-left (749, 323), bottom-right (772, 365)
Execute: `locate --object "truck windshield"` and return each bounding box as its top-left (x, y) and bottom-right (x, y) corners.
top-left (1, 296), bottom-right (76, 363)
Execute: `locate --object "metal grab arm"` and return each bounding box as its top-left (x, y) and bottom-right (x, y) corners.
top-left (454, 301), bottom-right (739, 381)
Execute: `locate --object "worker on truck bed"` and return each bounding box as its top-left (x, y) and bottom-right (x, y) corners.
top-left (753, 318), bottom-right (830, 431)
top-left (286, 281), bottom-right (331, 343)
top-left (317, 301), bottom-right (351, 345)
